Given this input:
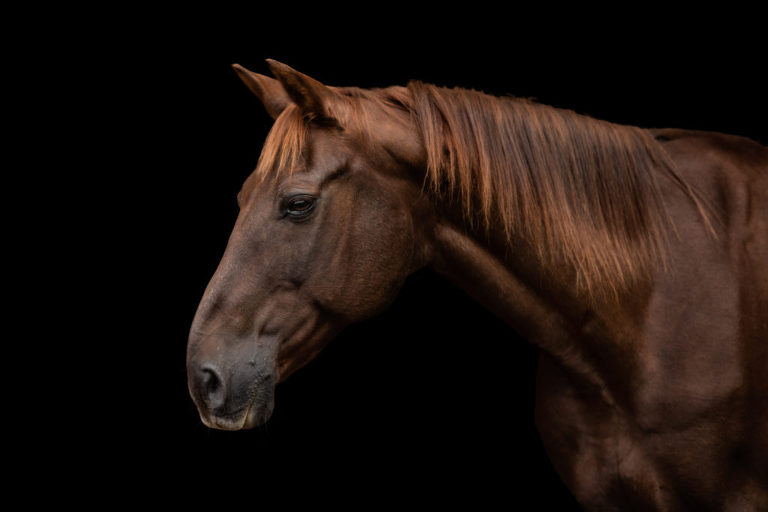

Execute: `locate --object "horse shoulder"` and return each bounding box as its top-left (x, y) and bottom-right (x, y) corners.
top-left (651, 129), bottom-right (768, 398)
top-left (639, 128), bottom-right (768, 498)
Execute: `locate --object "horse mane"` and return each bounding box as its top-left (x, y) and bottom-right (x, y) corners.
top-left (255, 81), bottom-right (707, 299)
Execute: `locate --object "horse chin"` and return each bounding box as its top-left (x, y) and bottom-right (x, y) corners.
top-left (241, 396), bottom-right (275, 429)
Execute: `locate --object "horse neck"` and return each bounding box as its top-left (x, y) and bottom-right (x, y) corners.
top-left (428, 219), bottom-right (647, 403)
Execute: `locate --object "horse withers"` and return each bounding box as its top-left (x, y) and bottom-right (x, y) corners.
top-left (187, 60), bottom-right (768, 510)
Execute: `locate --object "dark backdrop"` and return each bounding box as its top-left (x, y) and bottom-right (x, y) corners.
top-left (60, 8), bottom-right (765, 508)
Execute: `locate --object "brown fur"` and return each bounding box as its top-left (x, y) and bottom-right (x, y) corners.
top-left (188, 60), bottom-right (768, 510)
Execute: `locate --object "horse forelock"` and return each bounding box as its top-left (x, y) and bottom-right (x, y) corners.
top-left (255, 103), bottom-right (309, 181)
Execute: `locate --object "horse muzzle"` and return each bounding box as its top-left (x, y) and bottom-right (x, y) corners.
top-left (188, 349), bottom-right (277, 430)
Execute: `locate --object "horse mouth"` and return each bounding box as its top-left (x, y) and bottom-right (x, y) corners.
top-left (200, 391), bottom-right (275, 431)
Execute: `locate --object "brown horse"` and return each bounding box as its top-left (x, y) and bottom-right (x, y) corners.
top-left (187, 60), bottom-right (767, 510)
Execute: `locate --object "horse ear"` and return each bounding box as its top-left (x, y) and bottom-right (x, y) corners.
top-left (266, 59), bottom-right (337, 121)
top-left (232, 63), bottom-right (291, 120)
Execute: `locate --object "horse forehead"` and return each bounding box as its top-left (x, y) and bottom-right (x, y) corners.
top-left (308, 128), bottom-right (354, 165)
top-left (292, 133), bottom-right (351, 180)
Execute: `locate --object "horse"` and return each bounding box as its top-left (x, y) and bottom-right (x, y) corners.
top-left (186, 59), bottom-right (767, 510)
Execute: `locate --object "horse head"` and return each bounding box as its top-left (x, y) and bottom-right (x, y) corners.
top-left (187, 61), bottom-right (433, 429)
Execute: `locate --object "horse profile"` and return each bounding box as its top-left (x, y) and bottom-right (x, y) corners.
top-left (187, 59), bottom-right (767, 510)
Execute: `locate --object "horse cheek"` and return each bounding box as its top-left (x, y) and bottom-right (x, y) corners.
top-left (351, 199), bottom-right (414, 317)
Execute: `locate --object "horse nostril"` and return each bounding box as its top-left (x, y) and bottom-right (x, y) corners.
top-left (199, 365), bottom-right (225, 410)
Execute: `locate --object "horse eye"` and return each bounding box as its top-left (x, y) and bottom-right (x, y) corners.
top-left (286, 195), bottom-right (317, 218)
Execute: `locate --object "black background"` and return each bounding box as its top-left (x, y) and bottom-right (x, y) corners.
top-left (38, 7), bottom-right (765, 508)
